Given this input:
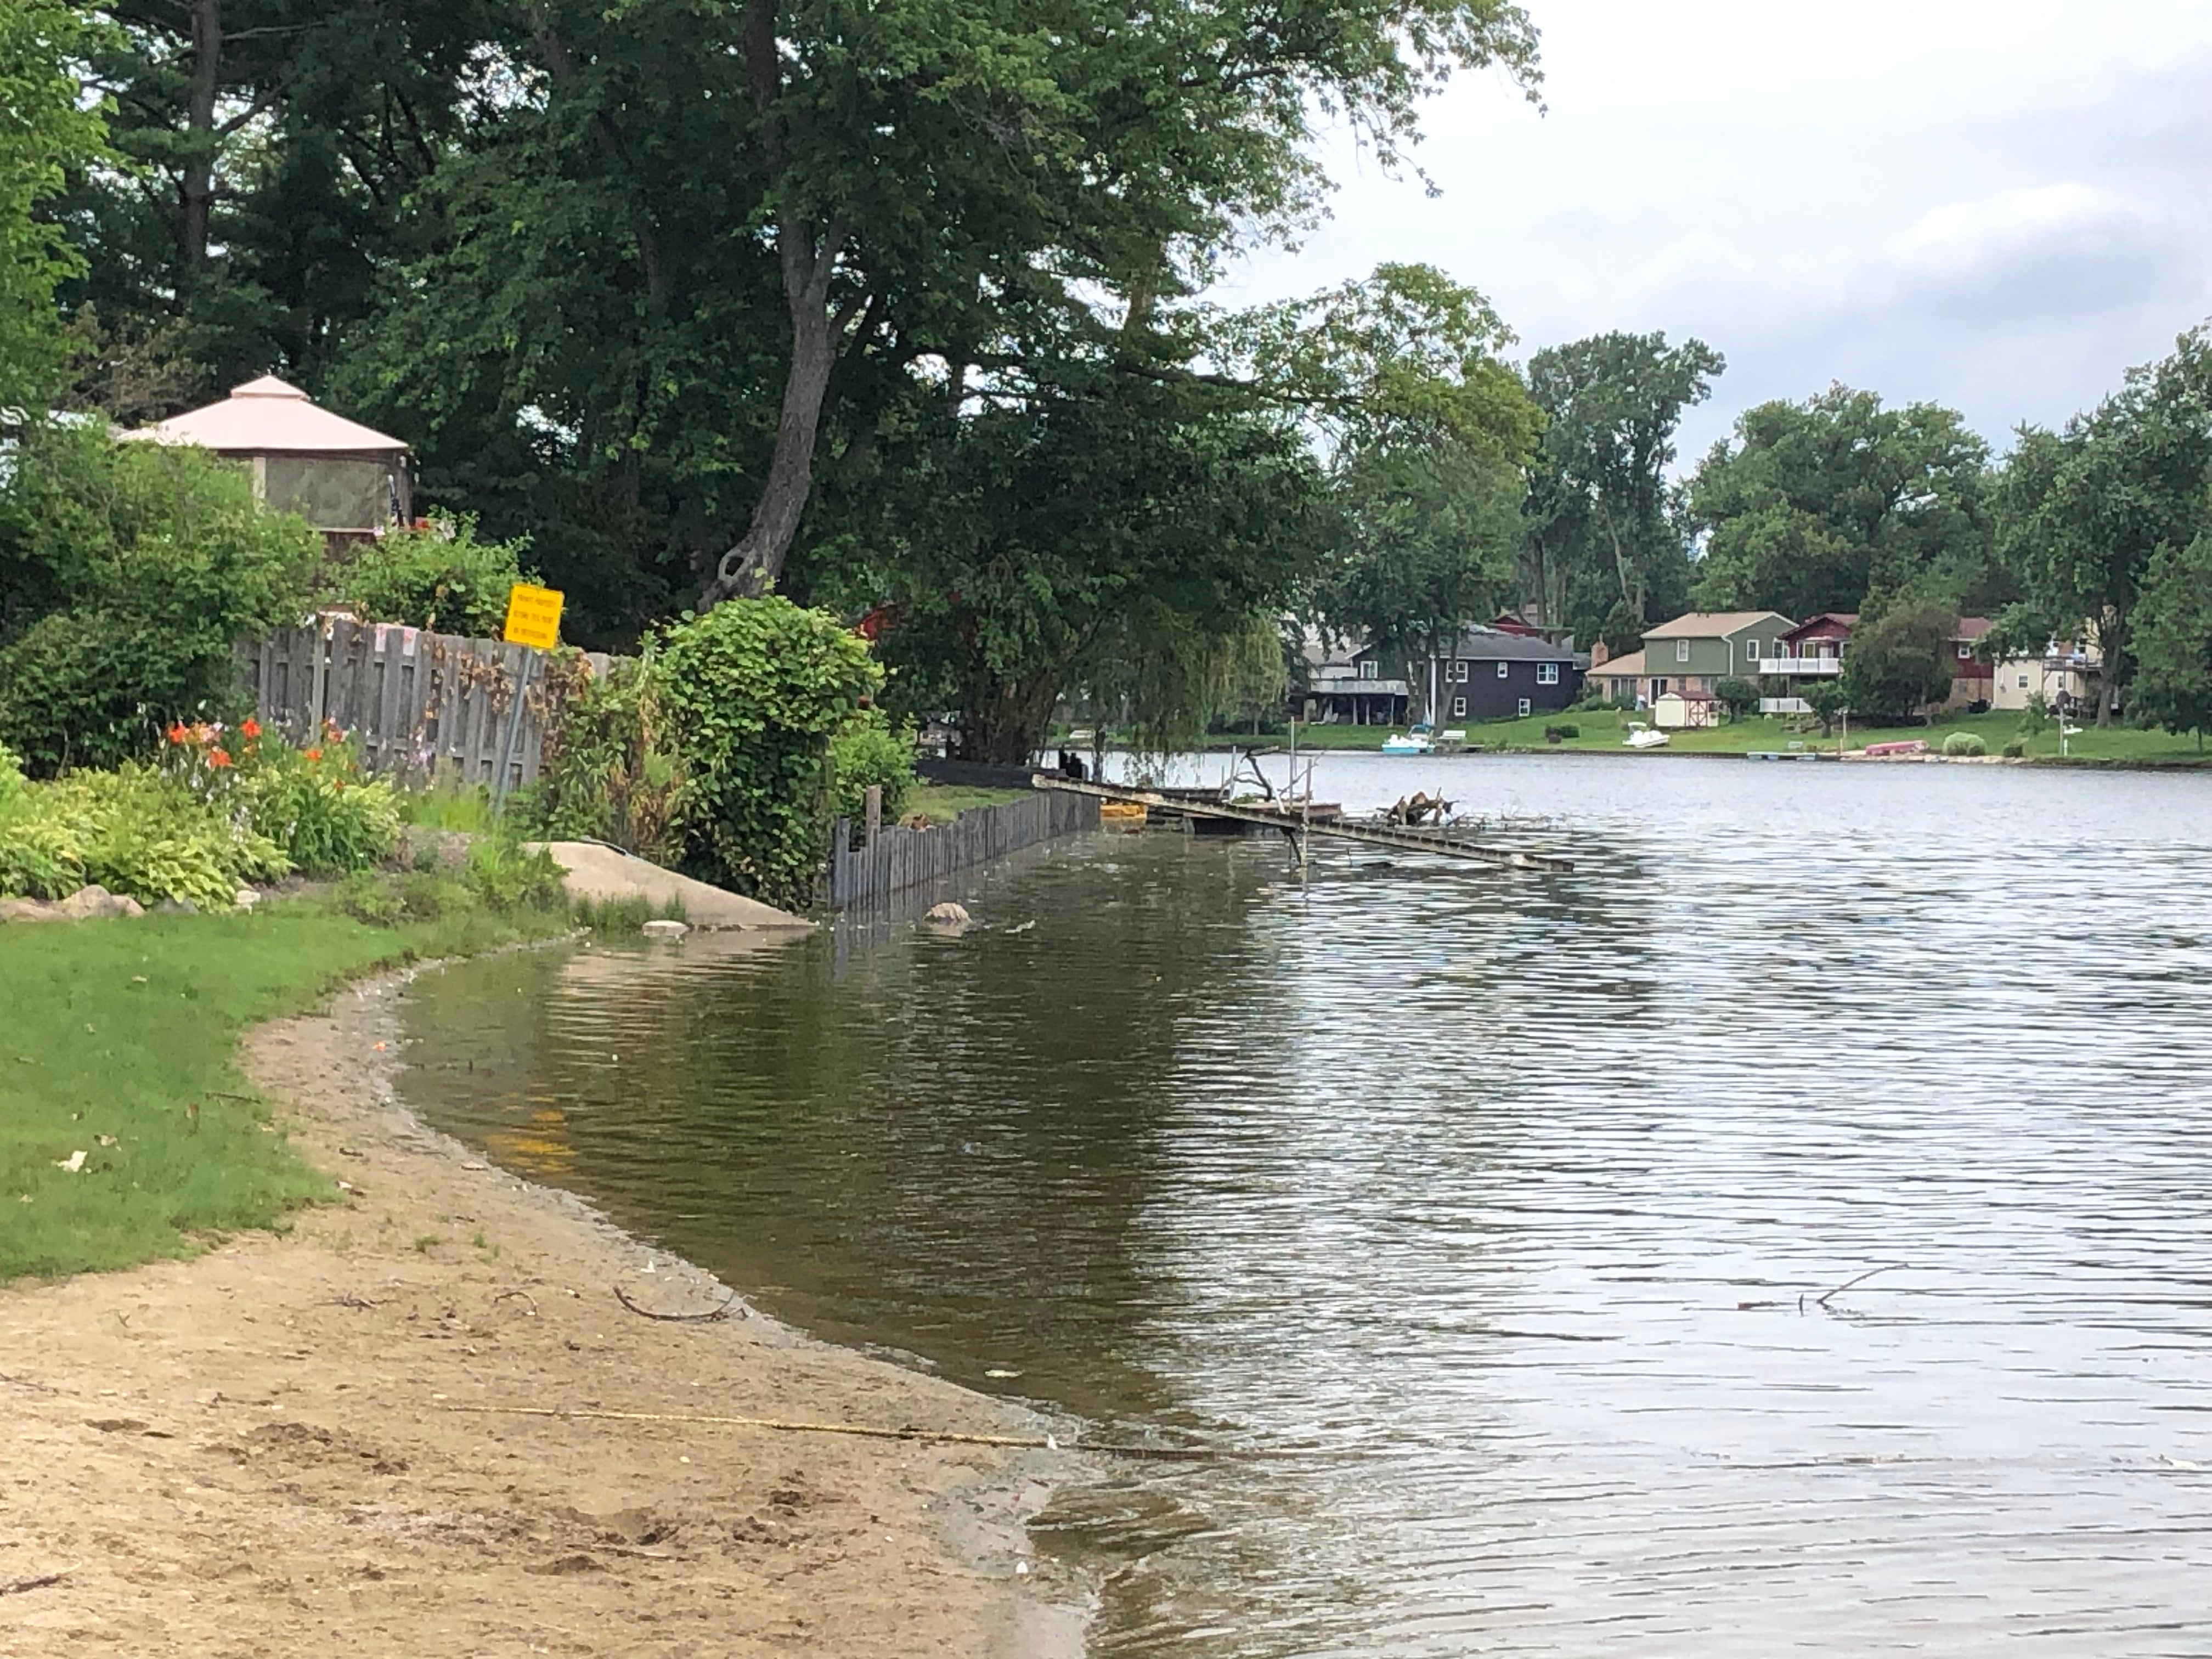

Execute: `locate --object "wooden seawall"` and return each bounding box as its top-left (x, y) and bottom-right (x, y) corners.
top-left (828, 792), bottom-right (1101, 910)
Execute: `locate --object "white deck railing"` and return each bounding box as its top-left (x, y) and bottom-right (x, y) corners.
top-left (1757, 656), bottom-right (1843, 675)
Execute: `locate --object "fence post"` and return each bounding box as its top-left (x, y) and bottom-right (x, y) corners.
top-left (864, 785), bottom-right (883, 847)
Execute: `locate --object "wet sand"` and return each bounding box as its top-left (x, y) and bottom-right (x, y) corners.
top-left (0, 966), bottom-right (1087, 1657)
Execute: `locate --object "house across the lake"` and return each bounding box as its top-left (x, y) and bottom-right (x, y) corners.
top-left (1293, 631), bottom-right (1411, 726)
top-left (1758, 613), bottom-right (1854, 712)
top-left (1415, 627), bottom-right (1585, 724)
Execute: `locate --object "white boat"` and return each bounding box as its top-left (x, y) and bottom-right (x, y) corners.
top-left (1381, 731), bottom-right (1434, 755)
top-left (1623, 722), bottom-right (1669, 750)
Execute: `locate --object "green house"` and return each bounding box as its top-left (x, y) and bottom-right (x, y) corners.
top-left (1639, 611), bottom-right (1797, 696)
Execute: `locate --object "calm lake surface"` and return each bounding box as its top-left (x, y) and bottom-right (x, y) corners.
top-left (398, 755), bottom-right (2212, 1655)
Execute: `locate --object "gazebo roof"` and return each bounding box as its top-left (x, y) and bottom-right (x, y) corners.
top-left (125, 376), bottom-right (407, 456)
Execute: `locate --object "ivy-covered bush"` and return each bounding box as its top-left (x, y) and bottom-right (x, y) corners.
top-left (1942, 731), bottom-right (1987, 758)
top-left (0, 422), bottom-right (319, 773)
top-left (329, 512), bottom-right (537, 635)
top-left (654, 597), bottom-right (883, 910)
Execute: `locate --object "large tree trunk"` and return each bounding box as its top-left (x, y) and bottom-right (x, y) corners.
top-left (2097, 607), bottom-right (2126, 727)
top-left (957, 672), bottom-right (1062, 764)
top-left (180, 0), bottom-right (221, 275)
top-left (702, 0), bottom-right (851, 605)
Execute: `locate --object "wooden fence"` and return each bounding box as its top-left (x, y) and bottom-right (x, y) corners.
top-left (242, 616), bottom-right (618, 790)
top-left (828, 791), bottom-right (1099, 910)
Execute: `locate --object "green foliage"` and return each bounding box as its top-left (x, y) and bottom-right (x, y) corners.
top-left (2017, 691), bottom-right (2053, 742)
top-left (0, 765), bottom-right (289, 908)
top-left (572, 891), bottom-right (687, 932)
top-left (329, 514), bottom-right (537, 635)
top-left (1714, 677), bottom-right (1760, 721)
top-left (464, 837), bottom-right (568, 913)
top-left (1942, 731), bottom-right (1987, 757)
top-left (1689, 388), bottom-right (1997, 619)
top-left (0, 1), bottom-right (104, 413)
top-left (1803, 678), bottom-right (1851, 737)
top-left (827, 709), bottom-right (918, 827)
top-left (233, 737), bottom-right (400, 875)
top-left (1524, 332), bottom-right (1723, 639)
top-left (653, 597), bottom-right (881, 909)
top-left (2002, 740), bottom-right (2027, 758)
top-left (0, 424), bottom-right (318, 772)
top-left (2130, 530), bottom-right (2212, 744)
top-left (1838, 603), bottom-right (1957, 724)
top-left (529, 654), bottom-right (692, 865)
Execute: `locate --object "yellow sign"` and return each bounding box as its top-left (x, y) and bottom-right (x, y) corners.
top-left (502, 583), bottom-right (565, 650)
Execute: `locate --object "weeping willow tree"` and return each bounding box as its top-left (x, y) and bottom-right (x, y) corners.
top-left (1081, 609), bottom-right (1289, 778)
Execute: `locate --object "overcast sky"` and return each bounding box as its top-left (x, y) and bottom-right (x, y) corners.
top-left (1231, 0), bottom-right (2212, 465)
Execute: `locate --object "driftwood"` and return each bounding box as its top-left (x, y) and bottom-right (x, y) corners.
top-left (1737, 1262), bottom-right (1912, 1313)
top-left (1, 1571), bottom-right (70, 1597)
top-left (611, 1283), bottom-right (744, 1323)
top-left (1387, 792), bottom-right (1454, 826)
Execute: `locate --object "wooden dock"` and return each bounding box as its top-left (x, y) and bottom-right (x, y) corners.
top-left (1031, 776), bottom-right (1574, 873)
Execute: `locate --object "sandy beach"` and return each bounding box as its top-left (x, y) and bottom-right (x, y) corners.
top-left (1, 965), bottom-right (1086, 1657)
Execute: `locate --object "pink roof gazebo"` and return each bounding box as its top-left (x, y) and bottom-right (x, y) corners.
top-left (125, 376), bottom-right (411, 545)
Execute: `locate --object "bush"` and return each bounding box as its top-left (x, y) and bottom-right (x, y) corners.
top-left (531, 654), bottom-right (692, 865)
top-left (159, 717), bottom-right (399, 874)
top-left (329, 513), bottom-right (537, 635)
top-left (464, 837), bottom-right (567, 912)
top-left (653, 597), bottom-right (883, 910)
top-left (1714, 677), bottom-right (1760, 721)
top-left (0, 422), bottom-right (319, 773)
top-left (828, 709), bottom-right (918, 826)
top-left (0, 765), bottom-right (289, 907)
top-left (1542, 723), bottom-right (1580, 743)
top-left (2002, 740), bottom-right (2026, 758)
top-left (1942, 732), bottom-right (1987, 758)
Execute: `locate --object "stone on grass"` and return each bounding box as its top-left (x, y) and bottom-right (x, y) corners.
top-left (234, 887), bottom-right (261, 911)
top-left (58, 885), bottom-right (145, 921)
top-left (923, 902), bottom-right (971, 927)
top-left (641, 918), bottom-right (690, 941)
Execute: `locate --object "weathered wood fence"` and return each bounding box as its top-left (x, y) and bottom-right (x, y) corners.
top-left (242, 616), bottom-right (618, 789)
top-left (828, 791), bottom-right (1099, 910)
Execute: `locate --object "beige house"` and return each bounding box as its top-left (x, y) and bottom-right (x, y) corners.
top-left (1588, 647), bottom-right (1648, 703)
top-left (1989, 635), bottom-right (2103, 714)
top-left (125, 376), bottom-right (411, 553)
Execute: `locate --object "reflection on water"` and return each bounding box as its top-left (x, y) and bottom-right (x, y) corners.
top-left (398, 755), bottom-right (2212, 1655)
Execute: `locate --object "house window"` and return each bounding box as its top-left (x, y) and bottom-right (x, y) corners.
top-left (1537, 662), bottom-right (1560, 685)
top-left (1497, 661), bottom-right (1510, 679)
top-left (1358, 660), bottom-right (1378, 680)
top-left (1675, 639), bottom-right (1691, 663)
top-left (1451, 696), bottom-right (1466, 719)
top-left (1743, 640), bottom-right (1759, 660)
top-left (2018, 673), bottom-right (2029, 688)
top-left (1453, 660), bottom-right (1470, 682)
top-left (1517, 697), bottom-right (1532, 717)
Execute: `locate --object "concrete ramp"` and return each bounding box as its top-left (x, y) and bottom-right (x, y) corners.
top-left (532, 842), bottom-right (813, 931)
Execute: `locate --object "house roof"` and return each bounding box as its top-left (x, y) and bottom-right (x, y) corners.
top-left (1437, 625), bottom-right (1582, 663)
top-left (1591, 649), bottom-right (1646, 679)
top-left (123, 376), bottom-right (408, 456)
top-left (1655, 687), bottom-right (1724, 703)
top-left (1954, 616), bottom-right (1994, 641)
top-left (1643, 610), bottom-right (1795, 639)
top-left (1782, 612), bottom-right (1858, 640)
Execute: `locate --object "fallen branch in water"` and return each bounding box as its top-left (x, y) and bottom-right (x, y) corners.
top-left (1737, 1262), bottom-right (1913, 1314)
top-left (612, 1284), bottom-right (743, 1323)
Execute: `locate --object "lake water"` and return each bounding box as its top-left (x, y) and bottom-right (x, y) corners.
top-left (397, 755), bottom-right (2212, 1655)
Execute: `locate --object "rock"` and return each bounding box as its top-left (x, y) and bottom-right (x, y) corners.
top-left (923, 901), bottom-right (971, 927)
top-left (57, 885), bottom-right (144, 921)
top-left (234, 887), bottom-right (260, 911)
top-left (0, 896), bottom-right (61, 924)
top-left (156, 898), bottom-right (200, 915)
top-left (641, 919), bottom-right (690, 940)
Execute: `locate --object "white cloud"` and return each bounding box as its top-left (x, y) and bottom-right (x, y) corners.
top-left (1225, 0), bottom-right (2212, 458)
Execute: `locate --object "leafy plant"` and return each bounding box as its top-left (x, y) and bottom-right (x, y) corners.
top-left (1942, 732), bottom-right (1987, 757)
top-left (464, 838), bottom-right (567, 912)
top-left (828, 709), bottom-right (918, 828)
top-left (1713, 676), bottom-right (1760, 721)
top-left (1803, 679), bottom-right (1851, 737)
top-left (531, 654), bottom-right (692, 864)
top-left (159, 717), bottom-right (398, 874)
top-left (0, 765), bottom-right (289, 907)
top-left (653, 597), bottom-right (883, 910)
top-left (2002, 739), bottom-right (2027, 758)
top-left (329, 513), bottom-right (538, 636)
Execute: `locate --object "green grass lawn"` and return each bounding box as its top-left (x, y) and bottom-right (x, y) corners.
top-left (905, 782), bottom-right (1031, 821)
top-left (1, 893), bottom-right (570, 1283)
top-left (1269, 708), bottom-right (2210, 764)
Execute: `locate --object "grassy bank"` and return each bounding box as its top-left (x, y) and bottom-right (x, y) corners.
top-left (906, 782), bottom-right (1030, 820)
top-left (1244, 709), bottom-right (2212, 764)
top-left (1, 887), bottom-right (572, 1283)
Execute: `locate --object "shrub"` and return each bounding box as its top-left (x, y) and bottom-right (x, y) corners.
top-left (2002, 740), bottom-right (2026, 758)
top-left (0, 423), bottom-right (319, 773)
top-left (653, 597), bottom-right (883, 910)
top-left (329, 513), bottom-right (537, 635)
top-left (1942, 732), bottom-right (1987, 758)
top-left (531, 654), bottom-right (692, 865)
top-left (159, 717), bottom-right (398, 874)
top-left (1542, 723), bottom-right (1581, 743)
top-left (464, 837), bottom-right (567, 912)
top-left (1714, 677), bottom-right (1760, 721)
top-left (0, 765), bottom-right (289, 907)
top-left (828, 709), bottom-right (918, 825)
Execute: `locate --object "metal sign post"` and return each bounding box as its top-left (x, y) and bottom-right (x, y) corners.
top-left (492, 582), bottom-right (564, 814)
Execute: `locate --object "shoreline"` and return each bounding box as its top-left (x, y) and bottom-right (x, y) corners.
top-left (1, 953), bottom-right (1091, 1658)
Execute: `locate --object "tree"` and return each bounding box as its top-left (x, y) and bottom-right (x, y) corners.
top-left (1993, 329), bottom-right (2212, 725)
top-left (1837, 602), bottom-right (1956, 725)
top-left (1714, 676), bottom-right (1759, 722)
top-left (0, 1), bottom-right (105, 411)
top-left (2131, 529), bottom-right (2212, 749)
top-left (1803, 678), bottom-right (1849, 737)
top-left (1523, 331), bottom-right (1723, 639)
top-left (1688, 387), bottom-right (1997, 620)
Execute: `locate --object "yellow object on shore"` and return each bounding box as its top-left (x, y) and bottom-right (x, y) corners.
top-left (1099, 800), bottom-right (1148, 828)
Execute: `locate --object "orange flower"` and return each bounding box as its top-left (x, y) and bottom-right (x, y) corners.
top-left (304, 747), bottom-right (324, 763)
top-left (240, 717), bottom-right (262, 741)
top-left (208, 748), bottom-right (233, 769)
top-left (166, 723), bottom-right (188, 744)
